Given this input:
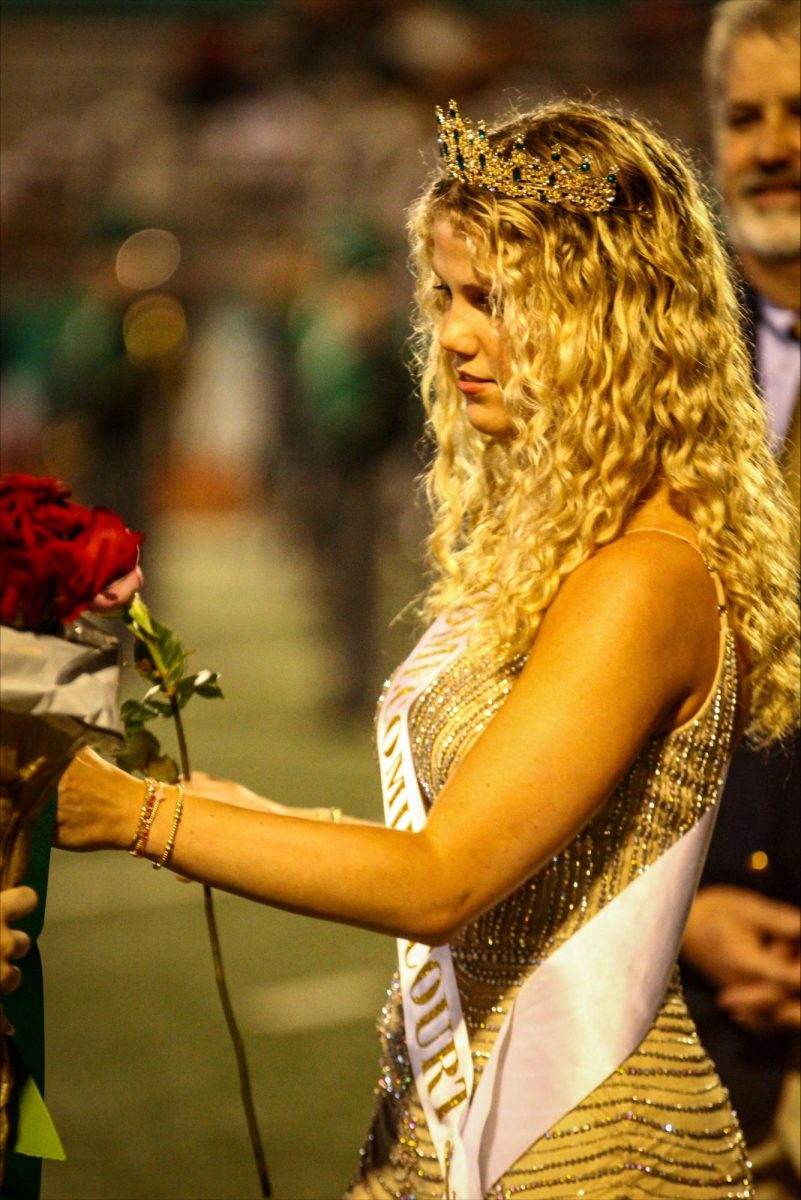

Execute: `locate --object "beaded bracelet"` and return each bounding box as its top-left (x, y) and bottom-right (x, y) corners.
top-left (129, 777), bottom-right (163, 858)
top-left (153, 782), bottom-right (185, 871)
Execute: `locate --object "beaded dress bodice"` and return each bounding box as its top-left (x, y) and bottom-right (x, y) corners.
top-left (415, 637), bottom-right (737, 993)
top-left (350, 606), bottom-right (753, 1200)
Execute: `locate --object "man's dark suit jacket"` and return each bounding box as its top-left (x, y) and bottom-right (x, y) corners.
top-left (682, 285), bottom-right (800, 1144)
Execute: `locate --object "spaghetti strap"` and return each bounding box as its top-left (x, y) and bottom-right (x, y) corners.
top-left (624, 526), bottom-right (704, 556)
top-left (623, 527), bottom-right (729, 627)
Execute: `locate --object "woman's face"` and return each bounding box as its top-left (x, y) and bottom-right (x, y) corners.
top-left (431, 218), bottom-right (513, 438)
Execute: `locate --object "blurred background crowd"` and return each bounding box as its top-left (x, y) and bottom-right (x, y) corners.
top-left (2, 0), bottom-right (719, 714)
top-left (2, 2), bottom-right (770, 1199)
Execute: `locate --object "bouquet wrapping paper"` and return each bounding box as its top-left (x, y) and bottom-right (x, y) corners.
top-left (0, 620), bottom-right (123, 1173)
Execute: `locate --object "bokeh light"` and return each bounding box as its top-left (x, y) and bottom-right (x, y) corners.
top-left (122, 293), bottom-right (187, 365)
top-left (116, 227), bottom-right (181, 290)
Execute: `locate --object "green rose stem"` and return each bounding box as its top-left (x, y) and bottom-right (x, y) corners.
top-left (170, 702), bottom-right (271, 1199)
top-left (119, 597), bottom-right (271, 1198)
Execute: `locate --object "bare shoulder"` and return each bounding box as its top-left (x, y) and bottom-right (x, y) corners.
top-left (545, 532), bottom-right (717, 644)
top-left (528, 531), bottom-right (721, 735)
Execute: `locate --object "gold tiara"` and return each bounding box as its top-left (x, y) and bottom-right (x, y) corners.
top-left (435, 99), bottom-right (619, 214)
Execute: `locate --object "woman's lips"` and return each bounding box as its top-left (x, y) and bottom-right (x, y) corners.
top-left (457, 373), bottom-right (494, 394)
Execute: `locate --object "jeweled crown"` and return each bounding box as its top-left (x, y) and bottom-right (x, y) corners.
top-left (435, 100), bottom-right (619, 214)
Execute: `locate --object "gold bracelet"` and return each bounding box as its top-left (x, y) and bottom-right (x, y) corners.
top-left (129, 777), bottom-right (163, 858)
top-left (153, 783), bottom-right (185, 870)
top-left (315, 806), bottom-right (343, 822)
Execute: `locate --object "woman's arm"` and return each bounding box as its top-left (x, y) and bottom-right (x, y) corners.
top-left (56, 535), bottom-right (721, 945)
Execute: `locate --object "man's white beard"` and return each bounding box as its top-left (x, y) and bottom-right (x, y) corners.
top-left (728, 198), bottom-right (801, 262)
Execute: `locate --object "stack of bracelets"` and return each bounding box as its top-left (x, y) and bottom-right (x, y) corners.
top-left (129, 776), bottom-right (185, 870)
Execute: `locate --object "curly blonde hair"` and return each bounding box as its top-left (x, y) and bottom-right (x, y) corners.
top-left (408, 99), bottom-right (799, 747)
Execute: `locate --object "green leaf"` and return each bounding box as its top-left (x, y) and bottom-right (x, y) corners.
top-left (193, 669), bottom-right (224, 699)
top-left (121, 698), bottom-right (155, 732)
top-left (124, 595), bottom-right (188, 693)
top-left (132, 639), bottom-right (158, 678)
top-left (119, 591), bottom-right (221, 781)
top-left (148, 754), bottom-right (180, 784)
top-left (157, 628), bottom-right (188, 689)
top-left (124, 593), bottom-right (157, 637)
top-left (113, 728), bottom-right (180, 782)
top-left (175, 670), bottom-right (224, 706)
top-left (121, 695), bottom-right (173, 730)
top-left (141, 684), bottom-right (179, 715)
top-left (176, 676), bottom-right (196, 707)
top-left (115, 728), bottom-right (161, 773)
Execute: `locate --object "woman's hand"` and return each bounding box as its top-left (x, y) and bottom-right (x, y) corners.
top-left (188, 772), bottom-right (342, 822)
top-left (1, 885), bottom-right (38, 996)
top-left (187, 770), bottom-right (284, 815)
top-left (56, 747), bottom-right (139, 852)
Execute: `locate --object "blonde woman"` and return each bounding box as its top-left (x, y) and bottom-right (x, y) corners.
top-left (57, 100), bottom-right (798, 1198)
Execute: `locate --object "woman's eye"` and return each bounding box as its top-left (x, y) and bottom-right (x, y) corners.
top-left (433, 284), bottom-right (450, 298)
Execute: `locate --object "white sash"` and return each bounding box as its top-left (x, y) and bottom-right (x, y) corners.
top-left (378, 613), bottom-right (727, 1199)
top-left (378, 611), bottom-right (478, 1196)
top-left (462, 799), bottom-right (721, 1192)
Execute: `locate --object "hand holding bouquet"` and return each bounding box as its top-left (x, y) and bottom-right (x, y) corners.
top-left (0, 473), bottom-right (143, 894)
top-left (0, 473), bottom-right (142, 1178)
top-left (0, 473), bottom-right (270, 1195)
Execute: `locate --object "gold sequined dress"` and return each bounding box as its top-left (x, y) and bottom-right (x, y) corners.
top-left (347, 575), bottom-right (752, 1200)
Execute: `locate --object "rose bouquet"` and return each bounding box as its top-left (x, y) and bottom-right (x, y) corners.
top-left (0, 474), bottom-right (142, 1178)
top-left (0, 474), bottom-right (270, 1196)
top-left (0, 474), bottom-right (143, 633)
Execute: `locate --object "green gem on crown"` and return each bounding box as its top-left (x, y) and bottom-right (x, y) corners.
top-left (434, 99), bottom-right (620, 214)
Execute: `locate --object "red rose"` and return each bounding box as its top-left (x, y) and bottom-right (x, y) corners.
top-left (0, 474), bottom-right (143, 629)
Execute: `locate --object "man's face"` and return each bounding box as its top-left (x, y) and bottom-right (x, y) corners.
top-left (719, 30), bottom-right (801, 262)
